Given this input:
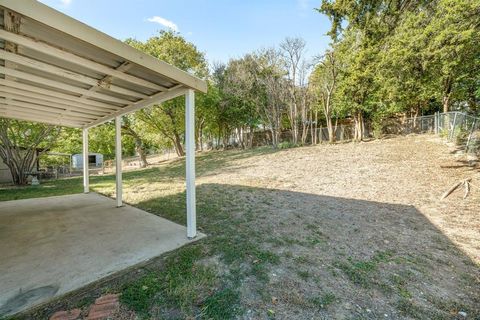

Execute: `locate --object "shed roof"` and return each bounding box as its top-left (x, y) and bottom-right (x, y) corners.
top-left (0, 0), bottom-right (207, 128)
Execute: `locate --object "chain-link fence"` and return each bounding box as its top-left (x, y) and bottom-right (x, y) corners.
top-left (213, 111), bottom-right (480, 157)
top-left (437, 111), bottom-right (480, 157)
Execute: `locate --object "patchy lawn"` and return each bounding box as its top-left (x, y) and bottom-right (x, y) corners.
top-left (1, 135), bottom-right (479, 320)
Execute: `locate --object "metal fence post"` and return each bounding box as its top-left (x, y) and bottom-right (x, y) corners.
top-left (449, 112), bottom-right (458, 141)
top-left (466, 118), bottom-right (477, 153)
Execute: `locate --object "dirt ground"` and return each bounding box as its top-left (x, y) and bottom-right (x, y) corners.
top-left (193, 134), bottom-right (480, 319)
top-left (9, 134), bottom-right (480, 320)
top-left (206, 134), bottom-right (480, 262)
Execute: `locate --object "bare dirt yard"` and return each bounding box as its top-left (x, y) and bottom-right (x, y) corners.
top-left (190, 134), bottom-right (480, 319)
top-left (6, 134), bottom-right (479, 320)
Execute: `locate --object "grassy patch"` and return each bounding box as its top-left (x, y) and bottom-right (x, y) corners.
top-left (297, 270), bottom-right (311, 281)
top-left (120, 273), bottom-right (162, 315)
top-left (389, 273), bottom-right (412, 299)
top-left (201, 287), bottom-right (241, 319)
top-left (308, 293), bottom-right (336, 310)
top-left (396, 298), bottom-right (441, 319)
top-left (113, 180), bottom-right (281, 318)
top-left (334, 250), bottom-right (393, 287)
top-left (120, 245), bottom-right (217, 317)
top-left (293, 255), bottom-right (310, 265)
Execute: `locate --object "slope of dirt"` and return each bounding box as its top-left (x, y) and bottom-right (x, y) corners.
top-left (195, 134), bottom-right (479, 319)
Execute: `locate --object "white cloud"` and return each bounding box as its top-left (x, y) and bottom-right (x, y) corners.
top-left (147, 16), bottom-right (178, 32)
top-left (60, 0), bottom-right (72, 6)
top-left (297, 0), bottom-right (309, 10)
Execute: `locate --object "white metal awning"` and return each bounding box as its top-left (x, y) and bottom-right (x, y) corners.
top-left (0, 0), bottom-right (199, 240)
top-left (0, 0), bottom-right (207, 129)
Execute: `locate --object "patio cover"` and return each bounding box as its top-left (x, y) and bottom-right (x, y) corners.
top-left (0, 0), bottom-right (205, 238)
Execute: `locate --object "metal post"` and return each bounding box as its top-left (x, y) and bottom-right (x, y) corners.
top-left (450, 112), bottom-right (458, 141)
top-left (466, 118), bottom-right (477, 153)
top-left (185, 89), bottom-right (197, 239)
top-left (82, 128), bottom-right (89, 193)
top-left (115, 115), bottom-right (123, 207)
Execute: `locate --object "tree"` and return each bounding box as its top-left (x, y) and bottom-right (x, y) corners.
top-left (316, 0), bottom-right (434, 140)
top-left (121, 115), bottom-right (148, 167)
top-left (280, 37), bottom-right (307, 144)
top-left (311, 51), bottom-right (338, 143)
top-left (251, 49), bottom-right (288, 147)
top-left (125, 31), bottom-right (208, 156)
top-left (0, 119), bottom-right (60, 185)
top-left (425, 0), bottom-right (480, 112)
top-left (137, 100), bottom-right (186, 156)
top-left (316, 0), bottom-right (480, 136)
top-left (215, 58), bottom-right (263, 148)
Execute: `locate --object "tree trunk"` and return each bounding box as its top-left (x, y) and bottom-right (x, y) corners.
top-left (353, 111), bottom-right (364, 142)
top-left (135, 138), bottom-right (148, 168)
top-left (412, 105), bottom-right (420, 131)
top-left (173, 131), bottom-right (184, 156)
top-left (2, 149), bottom-right (37, 185)
top-left (326, 117), bottom-right (335, 143)
top-left (0, 121), bottom-right (58, 185)
top-left (122, 125), bottom-right (148, 168)
top-left (197, 120), bottom-right (204, 152)
top-left (248, 126), bottom-right (255, 148)
top-left (442, 77), bottom-right (452, 113)
top-left (270, 128), bottom-right (280, 148)
top-left (309, 110), bottom-right (314, 145)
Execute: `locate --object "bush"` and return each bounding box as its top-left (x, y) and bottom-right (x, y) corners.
top-left (277, 141), bottom-right (298, 149)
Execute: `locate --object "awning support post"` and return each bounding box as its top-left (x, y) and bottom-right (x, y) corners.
top-left (82, 128), bottom-right (89, 193)
top-left (115, 115), bottom-right (123, 207)
top-left (185, 89), bottom-right (196, 239)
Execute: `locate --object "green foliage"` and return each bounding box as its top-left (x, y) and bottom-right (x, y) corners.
top-left (125, 31), bottom-right (208, 155)
top-left (201, 287), bottom-right (241, 319)
top-left (316, 0), bottom-right (480, 132)
top-left (212, 50), bottom-right (287, 147)
top-left (50, 125), bottom-right (136, 160)
top-left (277, 141), bottom-right (298, 149)
top-left (121, 245), bottom-right (217, 317)
top-left (120, 273), bottom-right (161, 315)
top-left (308, 293), bottom-right (336, 310)
top-left (334, 251), bottom-right (393, 287)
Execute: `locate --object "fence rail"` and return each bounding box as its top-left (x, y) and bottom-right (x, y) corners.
top-left (437, 111), bottom-right (480, 157)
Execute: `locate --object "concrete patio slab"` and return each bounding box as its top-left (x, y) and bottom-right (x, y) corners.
top-left (0, 193), bottom-right (204, 316)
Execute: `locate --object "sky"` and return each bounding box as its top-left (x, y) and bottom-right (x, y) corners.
top-left (38, 0), bottom-right (332, 65)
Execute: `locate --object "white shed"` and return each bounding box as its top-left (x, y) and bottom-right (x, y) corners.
top-left (72, 153), bottom-right (103, 169)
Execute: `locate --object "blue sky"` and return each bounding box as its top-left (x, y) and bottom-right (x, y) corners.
top-left (39, 0), bottom-right (332, 65)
